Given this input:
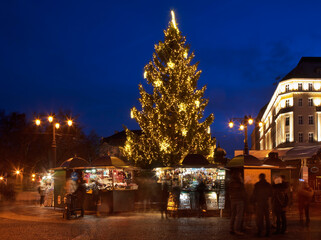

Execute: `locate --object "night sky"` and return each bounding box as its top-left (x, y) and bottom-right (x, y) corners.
top-left (2, 1), bottom-right (321, 157)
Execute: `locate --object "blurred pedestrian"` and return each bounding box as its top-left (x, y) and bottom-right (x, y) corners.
top-left (160, 182), bottom-right (169, 219)
top-left (75, 178), bottom-right (86, 217)
top-left (272, 176), bottom-right (288, 234)
top-left (252, 173), bottom-right (273, 237)
top-left (298, 181), bottom-right (314, 227)
top-left (196, 178), bottom-right (207, 218)
top-left (229, 172), bottom-right (246, 236)
top-left (38, 181), bottom-right (46, 207)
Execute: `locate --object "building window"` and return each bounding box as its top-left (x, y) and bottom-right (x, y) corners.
top-left (286, 133), bottom-right (290, 143)
top-left (308, 98), bottom-right (313, 106)
top-left (298, 83), bottom-right (302, 91)
top-left (309, 83), bottom-right (313, 91)
top-left (286, 84), bottom-right (289, 92)
top-left (309, 133), bottom-right (314, 142)
top-left (309, 115), bottom-right (314, 125)
top-left (286, 99), bottom-right (290, 107)
top-left (298, 116), bottom-right (303, 125)
top-left (285, 117), bottom-right (290, 126)
top-left (299, 133), bottom-right (303, 142)
top-left (298, 98), bottom-right (303, 106)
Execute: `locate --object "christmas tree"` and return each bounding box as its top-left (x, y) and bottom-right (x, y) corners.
top-left (123, 11), bottom-right (215, 168)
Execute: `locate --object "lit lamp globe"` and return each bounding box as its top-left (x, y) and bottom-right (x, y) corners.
top-left (239, 125), bottom-right (245, 131)
top-left (67, 120), bottom-right (73, 126)
top-left (48, 116), bottom-right (54, 123)
top-left (228, 122), bottom-right (234, 128)
top-left (248, 118), bottom-right (254, 125)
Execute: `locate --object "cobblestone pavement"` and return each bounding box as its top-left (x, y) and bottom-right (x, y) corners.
top-left (0, 203), bottom-right (321, 240)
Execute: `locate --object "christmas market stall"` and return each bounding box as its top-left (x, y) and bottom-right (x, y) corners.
top-left (82, 156), bottom-right (138, 213)
top-left (53, 156), bottom-right (90, 208)
top-left (154, 154), bottom-right (226, 215)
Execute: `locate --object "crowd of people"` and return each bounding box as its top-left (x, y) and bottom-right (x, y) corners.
top-left (229, 172), bottom-right (314, 237)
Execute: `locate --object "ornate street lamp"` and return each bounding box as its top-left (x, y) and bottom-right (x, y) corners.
top-left (35, 115), bottom-right (73, 168)
top-left (228, 115), bottom-right (262, 155)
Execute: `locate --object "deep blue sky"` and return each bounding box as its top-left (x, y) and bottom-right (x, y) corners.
top-left (1, 0), bottom-right (321, 157)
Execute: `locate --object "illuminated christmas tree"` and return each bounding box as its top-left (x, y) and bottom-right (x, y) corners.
top-left (123, 11), bottom-right (215, 168)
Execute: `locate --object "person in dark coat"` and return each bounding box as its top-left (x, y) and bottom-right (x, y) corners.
top-left (196, 178), bottom-right (207, 217)
top-left (160, 182), bottom-right (169, 219)
top-left (229, 172), bottom-right (246, 236)
top-left (272, 177), bottom-right (288, 234)
top-left (252, 173), bottom-right (273, 237)
top-left (75, 178), bottom-right (86, 217)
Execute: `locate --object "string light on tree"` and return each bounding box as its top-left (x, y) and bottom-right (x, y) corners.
top-left (122, 11), bottom-right (215, 167)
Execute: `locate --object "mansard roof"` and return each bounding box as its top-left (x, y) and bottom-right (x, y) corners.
top-left (282, 57), bottom-right (321, 81)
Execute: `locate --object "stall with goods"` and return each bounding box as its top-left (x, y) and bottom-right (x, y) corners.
top-left (155, 154), bottom-right (226, 215)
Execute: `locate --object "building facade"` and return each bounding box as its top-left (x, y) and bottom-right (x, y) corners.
top-left (252, 57), bottom-right (321, 150)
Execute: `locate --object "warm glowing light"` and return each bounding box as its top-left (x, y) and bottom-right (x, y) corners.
top-left (179, 103), bottom-right (186, 112)
top-left (184, 51), bottom-right (188, 59)
top-left (182, 128), bottom-right (187, 136)
top-left (0, 176), bottom-right (3, 180)
top-left (32, 174), bottom-right (36, 178)
top-left (315, 82), bottom-right (321, 90)
top-left (67, 120), bottom-right (73, 126)
top-left (171, 10), bottom-right (177, 29)
top-left (314, 98), bottom-right (321, 106)
top-left (130, 110), bottom-right (134, 119)
top-left (35, 119), bottom-right (41, 126)
top-left (31, 178), bottom-right (35, 182)
top-left (155, 80), bottom-right (162, 87)
top-left (207, 126), bottom-right (211, 134)
top-left (229, 122), bottom-right (234, 128)
top-left (239, 125), bottom-right (244, 130)
top-left (55, 123), bottom-right (60, 129)
top-left (16, 170), bottom-right (20, 175)
top-left (248, 118), bottom-right (253, 125)
top-left (195, 100), bottom-right (200, 108)
top-left (48, 116), bottom-right (53, 123)
top-left (259, 122), bottom-right (263, 127)
top-left (168, 60), bottom-right (175, 69)
top-left (144, 71), bottom-right (147, 79)
top-left (47, 174), bottom-right (52, 180)
top-left (160, 141), bottom-right (170, 152)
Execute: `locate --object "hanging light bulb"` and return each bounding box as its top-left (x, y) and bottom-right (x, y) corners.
top-left (229, 121), bottom-right (234, 128)
top-left (239, 124), bottom-right (244, 130)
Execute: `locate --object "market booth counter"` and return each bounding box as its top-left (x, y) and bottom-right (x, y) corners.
top-left (53, 156), bottom-right (138, 214)
top-left (155, 154), bottom-right (226, 216)
top-left (83, 156), bottom-right (138, 213)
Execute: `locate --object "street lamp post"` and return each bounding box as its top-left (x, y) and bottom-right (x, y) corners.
top-left (228, 115), bottom-right (258, 155)
top-left (35, 115), bottom-right (73, 168)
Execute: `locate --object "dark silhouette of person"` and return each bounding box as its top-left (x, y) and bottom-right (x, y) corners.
top-left (252, 173), bottom-right (273, 237)
top-left (196, 178), bottom-right (207, 217)
top-left (298, 181), bottom-right (314, 227)
top-left (75, 178), bottom-right (86, 217)
top-left (160, 182), bottom-right (169, 219)
top-left (272, 177), bottom-right (288, 234)
top-left (229, 172), bottom-right (246, 236)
